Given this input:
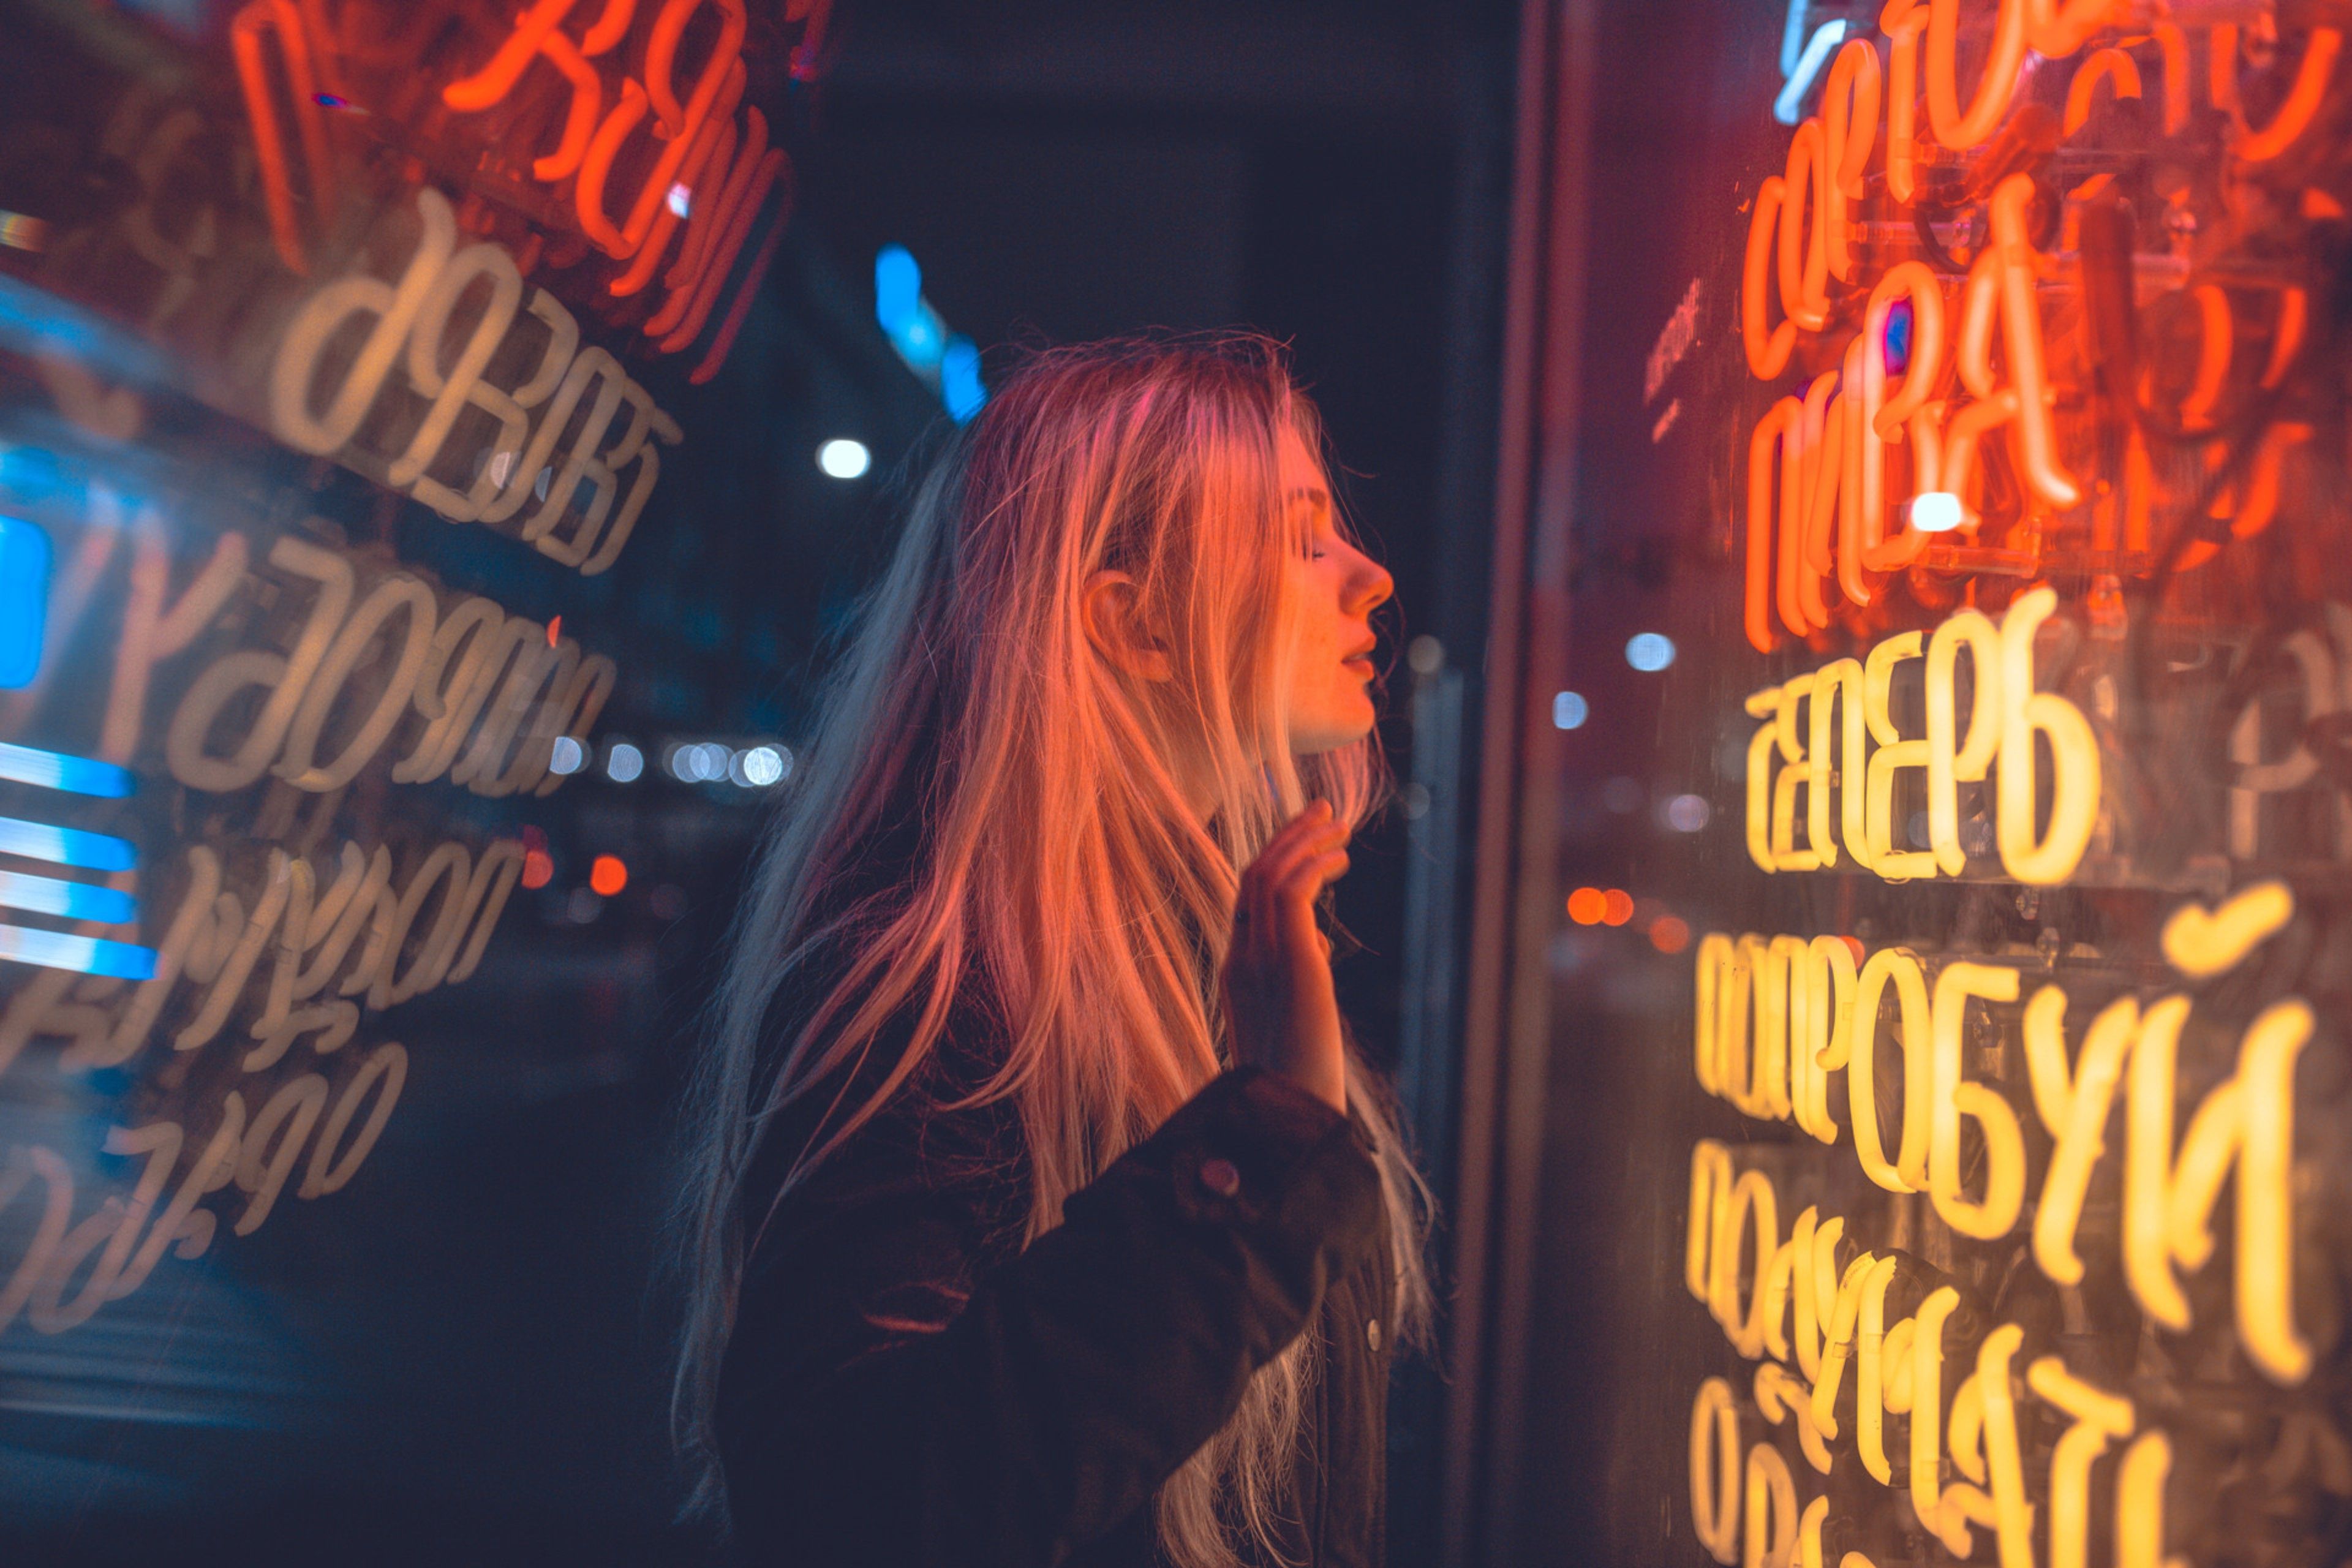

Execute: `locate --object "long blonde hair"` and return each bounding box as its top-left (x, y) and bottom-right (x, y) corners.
top-left (674, 333), bottom-right (1431, 1567)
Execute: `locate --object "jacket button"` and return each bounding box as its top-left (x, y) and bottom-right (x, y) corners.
top-left (1366, 1318), bottom-right (1382, 1352)
top-left (1199, 1157), bottom-right (1242, 1198)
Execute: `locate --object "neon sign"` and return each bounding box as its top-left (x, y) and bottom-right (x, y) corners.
top-left (268, 188), bottom-right (682, 577)
top-left (0, 514), bottom-right (49, 688)
top-left (1735, 6), bottom-right (2340, 651)
top-left (230, 0), bottom-right (805, 385)
top-left (1673, 4), bottom-right (2350, 1564)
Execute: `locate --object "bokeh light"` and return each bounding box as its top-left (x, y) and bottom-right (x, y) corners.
top-left (1625, 632), bottom-right (1676, 671)
top-left (818, 438), bottom-right (872, 479)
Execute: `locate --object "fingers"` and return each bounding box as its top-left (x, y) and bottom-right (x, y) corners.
top-left (1273, 844), bottom-right (1349, 941)
top-left (1239, 805), bottom-right (1348, 956)
top-left (1243, 804), bottom-right (1346, 894)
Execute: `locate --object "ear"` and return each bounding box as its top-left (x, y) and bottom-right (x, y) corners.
top-left (1082, 570), bottom-right (1174, 682)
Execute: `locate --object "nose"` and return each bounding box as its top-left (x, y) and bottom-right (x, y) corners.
top-left (1347, 551), bottom-right (1393, 617)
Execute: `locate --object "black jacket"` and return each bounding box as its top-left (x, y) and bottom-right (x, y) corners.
top-left (715, 997), bottom-right (1395, 1568)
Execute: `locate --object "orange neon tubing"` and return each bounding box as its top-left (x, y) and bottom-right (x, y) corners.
top-left (651, 106), bottom-right (765, 334)
top-left (1834, 373), bottom-right (1872, 607)
top-left (2237, 28), bottom-right (2342, 161)
top-left (1855, 332), bottom-right (1926, 573)
top-left (646, 0), bottom-right (744, 135)
top-left (2179, 284), bottom-right (2233, 432)
top-left (663, 97), bottom-right (761, 298)
top-left (1990, 172), bottom-right (2081, 507)
top-left (294, 0), bottom-right (349, 99)
top-left (1823, 40), bottom-right (1880, 284)
top-left (232, 0), bottom-right (331, 276)
top-left (1747, 398), bottom-right (1801, 652)
top-left (609, 101), bottom-right (732, 296)
top-left (2261, 288), bottom-right (2307, 388)
top-left (2151, 23), bottom-right (2190, 132)
top-left (2182, 423), bottom-right (2315, 568)
top-left (1927, 0), bottom-right (2029, 150)
top-left (1796, 369), bottom-right (1834, 571)
top-left (2064, 47), bottom-right (2143, 135)
top-left (2211, 23), bottom-right (2241, 121)
top-left (1777, 120), bottom-right (1831, 333)
top-left (658, 148), bottom-right (783, 353)
top-left (1958, 245), bottom-right (2000, 394)
top-left (609, 0), bottom-right (747, 251)
top-left (443, 0), bottom-right (584, 110)
top-left (532, 31), bottom-right (604, 182)
top-left (1795, 371), bottom-right (1841, 633)
top-left (1881, 0), bottom-right (1929, 202)
top-left (1837, 344), bottom-right (1869, 583)
top-left (602, 110), bottom-right (720, 297)
top-left (575, 80), bottom-right (650, 256)
top-left (1870, 261), bottom-right (1947, 438)
top-left (688, 200), bottom-right (788, 385)
top-left (2026, 0), bottom-right (2111, 59)
top-left (1743, 176), bottom-right (1795, 379)
top-left (1939, 389), bottom-right (2021, 514)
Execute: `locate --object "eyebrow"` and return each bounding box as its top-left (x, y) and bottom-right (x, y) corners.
top-left (1284, 486), bottom-right (1330, 507)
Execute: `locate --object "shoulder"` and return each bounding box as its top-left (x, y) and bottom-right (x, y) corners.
top-left (738, 961), bottom-right (1031, 1271)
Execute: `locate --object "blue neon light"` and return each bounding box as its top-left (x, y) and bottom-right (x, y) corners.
top-left (0, 741), bottom-right (134, 798)
top-left (943, 338), bottom-right (988, 423)
top-left (0, 274), bottom-right (173, 389)
top-left (876, 245), bottom-right (987, 423)
top-left (1774, 20), bottom-right (1849, 125)
top-left (0, 514), bottom-right (51, 689)
top-left (0, 815), bottom-right (137, 872)
top-left (876, 246), bottom-right (927, 353)
top-left (0, 869), bottom-right (137, 924)
top-left (1779, 0), bottom-right (1809, 78)
top-left (0, 924), bottom-right (157, 980)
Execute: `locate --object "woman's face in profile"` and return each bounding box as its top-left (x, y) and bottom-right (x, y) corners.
top-left (1277, 424), bottom-right (1393, 756)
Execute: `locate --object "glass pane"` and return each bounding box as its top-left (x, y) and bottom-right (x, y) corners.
top-left (1521, 2), bottom-right (2351, 1565)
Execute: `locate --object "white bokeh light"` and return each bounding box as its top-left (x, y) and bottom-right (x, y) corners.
top-left (818, 439), bottom-right (872, 480)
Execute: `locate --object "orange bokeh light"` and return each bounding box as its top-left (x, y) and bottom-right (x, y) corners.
top-left (1649, 914), bottom-right (1692, 953)
top-left (1566, 886), bottom-right (1608, 925)
top-left (1600, 888), bottom-right (1635, 926)
top-left (521, 848), bottom-right (555, 890)
top-left (589, 854), bottom-right (628, 897)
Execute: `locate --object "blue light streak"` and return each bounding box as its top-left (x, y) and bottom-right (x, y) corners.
top-left (0, 870), bottom-right (137, 924)
top-left (0, 513), bottom-right (50, 689)
top-left (942, 338), bottom-right (987, 423)
top-left (876, 245), bottom-right (987, 423)
top-left (0, 924), bottom-right (157, 980)
top-left (0, 274), bottom-right (174, 389)
top-left (1774, 20), bottom-right (1849, 126)
top-left (1779, 0), bottom-right (1809, 78)
top-left (0, 815), bottom-right (138, 872)
top-left (0, 742), bottom-right (134, 798)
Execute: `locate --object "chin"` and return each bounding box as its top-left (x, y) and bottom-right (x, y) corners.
top-left (1290, 701), bottom-right (1378, 756)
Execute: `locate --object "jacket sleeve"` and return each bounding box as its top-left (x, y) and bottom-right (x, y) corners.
top-left (717, 1065), bottom-right (1386, 1568)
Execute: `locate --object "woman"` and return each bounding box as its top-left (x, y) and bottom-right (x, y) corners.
top-left (674, 334), bottom-right (1430, 1568)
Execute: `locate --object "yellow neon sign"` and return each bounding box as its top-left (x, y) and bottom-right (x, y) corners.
top-left (1745, 588), bottom-right (2100, 885)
